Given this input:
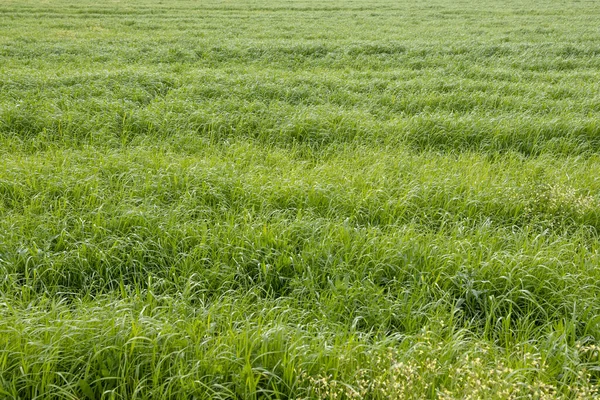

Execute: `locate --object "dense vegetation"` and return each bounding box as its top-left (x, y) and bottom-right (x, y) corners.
top-left (1, 0), bottom-right (599, 398)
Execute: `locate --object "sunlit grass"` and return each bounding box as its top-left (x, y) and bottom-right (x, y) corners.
top-left (1, 0), bottom-right (599, 398)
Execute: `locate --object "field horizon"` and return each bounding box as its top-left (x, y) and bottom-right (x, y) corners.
top-left (1, 0), bottom-right (600, 398)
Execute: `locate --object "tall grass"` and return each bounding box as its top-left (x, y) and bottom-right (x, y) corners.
top-left (1, 0), bottom-right (599, 398)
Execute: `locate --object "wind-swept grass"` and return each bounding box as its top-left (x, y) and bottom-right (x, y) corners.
top-left (1, 0), bottom-right (599, 398)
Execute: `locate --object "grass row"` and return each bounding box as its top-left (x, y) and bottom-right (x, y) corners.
top-left (2, 69), bottom-right (599, 155)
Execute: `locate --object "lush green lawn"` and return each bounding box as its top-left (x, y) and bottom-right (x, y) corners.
top-left (1, 0), bottom-right (600, 398)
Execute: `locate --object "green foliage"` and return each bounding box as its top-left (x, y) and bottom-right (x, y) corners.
top-left (0, 0), bottom-right (599, 398)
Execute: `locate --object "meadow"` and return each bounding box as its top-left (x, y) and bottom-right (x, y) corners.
top-left (1, 0), bottom-right (600, 398)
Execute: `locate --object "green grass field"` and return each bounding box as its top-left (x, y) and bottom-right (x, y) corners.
top-left (1, 0), bottom-right (600, 398)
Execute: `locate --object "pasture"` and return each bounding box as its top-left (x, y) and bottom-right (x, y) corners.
top-left (0, 0), bottom-right (599, 398)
